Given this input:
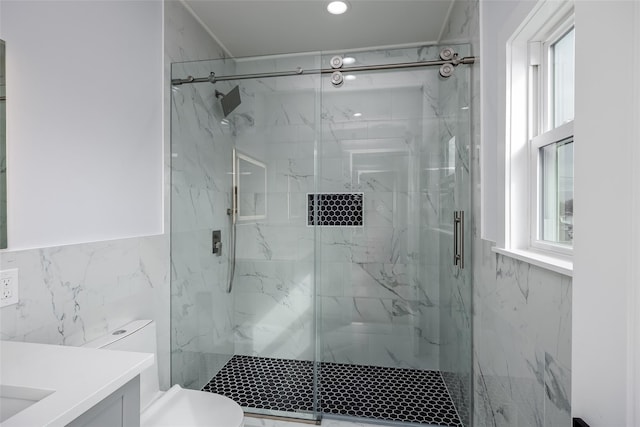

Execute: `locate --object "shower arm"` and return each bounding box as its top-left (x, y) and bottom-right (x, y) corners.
top-left (171, 56), bottom-right (476, 85)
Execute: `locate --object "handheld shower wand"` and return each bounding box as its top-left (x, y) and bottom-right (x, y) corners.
top-left (226, 149), bottom-right (238, 294)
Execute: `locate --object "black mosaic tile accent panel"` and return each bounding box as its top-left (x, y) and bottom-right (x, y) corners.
top-left (202, 355), bottom-right (463, 426)
top-left (307, 193), bottom-right (363, 227)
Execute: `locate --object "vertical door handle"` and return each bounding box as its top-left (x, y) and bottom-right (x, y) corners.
top-left (453, 211), bottom-right (459, 266)
top-left (453, 210), bottom-right (464, 269)
top-left (459, 210), bottom-right (464, 269)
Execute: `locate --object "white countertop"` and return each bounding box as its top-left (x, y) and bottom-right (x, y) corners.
top-left (0, 340), bottom-right (153, 427)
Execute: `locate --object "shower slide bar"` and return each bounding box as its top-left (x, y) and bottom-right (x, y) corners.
top-left (171, 54), bottom-right (476, 86)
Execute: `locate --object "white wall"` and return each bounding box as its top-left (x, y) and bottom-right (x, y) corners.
top-left (1, 0), bottom-right (163, 250)
top-left (0, 0), bottom-right (171, 390)
top-left (572, 1), bottom-right (639, 425)
top-left (479, 0), bottom-right (535, 242)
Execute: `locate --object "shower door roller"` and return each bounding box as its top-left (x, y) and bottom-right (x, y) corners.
top-left (453, 210), bottom-right (465, 269)
top-left (439, 47), bottom-right (456, 61)
top-left (330, 56), bottom-right (344, 69)
top-left (439, 63), bottom-right (455, 78)
top-left (331, 71), bottom-right (344, 87)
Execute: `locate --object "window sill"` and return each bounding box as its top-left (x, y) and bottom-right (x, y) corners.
top-left (492, 246), bottom-right (573, 277)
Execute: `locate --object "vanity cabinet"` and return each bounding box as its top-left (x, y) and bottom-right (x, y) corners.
top-left (67, 377), bottom-right (140, 427)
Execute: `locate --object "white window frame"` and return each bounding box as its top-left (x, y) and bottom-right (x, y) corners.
top-left (495, 0), bottom-right (575, 276)
top-left (529, 121), bottom-right (573, 256)
top-left (529, 14), bottom-right (574, 256)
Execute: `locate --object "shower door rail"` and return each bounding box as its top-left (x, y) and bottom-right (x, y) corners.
top-left (171, 54), bottom-right (476, 85)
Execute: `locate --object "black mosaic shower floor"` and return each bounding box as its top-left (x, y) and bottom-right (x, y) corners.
top-left (202, 355), bottom-right (463, 426)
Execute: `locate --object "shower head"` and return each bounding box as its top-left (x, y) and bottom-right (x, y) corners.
top-left (216, 85), bottom-right (242, 118)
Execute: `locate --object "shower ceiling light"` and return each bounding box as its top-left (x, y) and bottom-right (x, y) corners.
top-left (327, 1), bottom-right (348, 15)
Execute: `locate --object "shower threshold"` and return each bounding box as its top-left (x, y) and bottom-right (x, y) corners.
top-left (202, 355), bottom-right (463, 426)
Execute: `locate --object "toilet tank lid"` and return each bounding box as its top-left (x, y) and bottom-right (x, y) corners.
top-left (82, 320), bottom-right (154, 349)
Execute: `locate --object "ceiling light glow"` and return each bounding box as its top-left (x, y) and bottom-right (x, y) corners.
top-left (327, 1), bottom-right (348, 15)
top-left (345, 74), bottom-right (356, 81)
top-left (343, 57), bottom-right (356, 65)
top-left (353, 112), bottom-right (362, 117)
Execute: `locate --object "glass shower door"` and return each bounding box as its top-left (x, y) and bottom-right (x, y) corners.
top-left (223, 57), bottom-right (322, 420)
top-left (170, 45), bottom-right (473, 426)
top-left (316, 45), bottom-right (472, 426)
top-left (170, 57), bottom-right (237, 391)
top-left (170, 53), bottom-right (323, 422)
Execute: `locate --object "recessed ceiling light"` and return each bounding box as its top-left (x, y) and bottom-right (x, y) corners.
top-left (343, 57), bottom-right (356, 65)
top-left (353, 112), bottom-right (362, 117)
top-left (327, 1), bottom-right (348, 15)
top-left (345, 74), bottom-right (356, 81)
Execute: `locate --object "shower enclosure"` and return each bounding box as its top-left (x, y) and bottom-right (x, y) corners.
top-left (170, 45), bottom-right (473, 426)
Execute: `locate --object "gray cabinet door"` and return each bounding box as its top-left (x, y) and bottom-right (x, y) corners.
top-left (67, 376), bottom-right (140, 427)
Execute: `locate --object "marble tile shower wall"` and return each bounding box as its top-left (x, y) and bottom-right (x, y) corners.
top-left (318, 65), bottom-right (437, 370)
top-left (230, 65), bottom-right (320, 362)
top-left (170, 57), bottom-right (239, 389)
top-left (229, 47), bottom-right (453, 370)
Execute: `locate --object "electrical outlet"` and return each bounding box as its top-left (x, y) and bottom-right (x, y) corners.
top-left (0, 269), bottom-right (19, 308)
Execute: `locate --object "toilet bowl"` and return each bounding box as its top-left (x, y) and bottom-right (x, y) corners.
top-left (82, 320), bottom-right (244, 427)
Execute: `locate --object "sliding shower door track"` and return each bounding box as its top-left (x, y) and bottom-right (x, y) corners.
top-left (171, 55), bottom-right (475, 85)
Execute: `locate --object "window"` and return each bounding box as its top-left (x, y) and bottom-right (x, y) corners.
top-left (495, 0), bottom-right (575, 275)
top-left (530, 19), bottom-right (575, 254)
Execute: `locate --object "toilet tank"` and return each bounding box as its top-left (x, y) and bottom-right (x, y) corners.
top-left (83, 320), bottom-right (160, 411)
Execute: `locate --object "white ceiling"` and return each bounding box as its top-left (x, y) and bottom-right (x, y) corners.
top-left (183, 0), bottom-right (456, 58)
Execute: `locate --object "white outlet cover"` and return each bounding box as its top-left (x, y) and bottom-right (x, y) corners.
top-left (0, 268), bottom-right (19, 308)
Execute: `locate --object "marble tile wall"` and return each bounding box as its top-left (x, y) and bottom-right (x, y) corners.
top-left (474, 251), bottom-right (572, 427)
top-left (169, 58), bottom-right (238, 389)
top-left (230, 68), bottom-right (319, 361)
top-left (0, 235), bottom-right (170, 386)
top-left (167, 0), bottom-right (236, 390)
top-left (227, 46), bottom-right (463, 371)
top-left (318, 48), bottom-right (442, 370)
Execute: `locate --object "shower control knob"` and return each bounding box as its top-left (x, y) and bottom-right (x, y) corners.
top-left (439, 63), bottom-right (455, 78)
top-left (330, 56), bottom-right (343, 69)
top-left (331, 71), bottom-right (344, 87)
top-left (439, 47), bottom-right (455, 61)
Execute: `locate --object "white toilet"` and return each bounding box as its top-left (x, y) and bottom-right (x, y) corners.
top-left (82, 319), bottom-right (244, 427)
